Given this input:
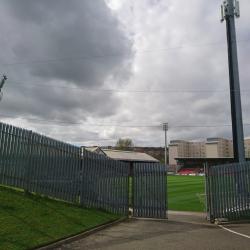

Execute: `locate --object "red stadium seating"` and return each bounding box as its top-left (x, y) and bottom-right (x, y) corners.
top-left (178, 167), bottom-right (196, 175)
top-left (193, 168), bottom-right (200, 174)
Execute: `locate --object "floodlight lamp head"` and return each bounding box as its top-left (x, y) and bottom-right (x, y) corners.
top-left (163, 123), bottom-right (168, 131)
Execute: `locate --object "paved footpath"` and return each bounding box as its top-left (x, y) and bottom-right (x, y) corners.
top-left (56, 211), bottom-right (250, 250)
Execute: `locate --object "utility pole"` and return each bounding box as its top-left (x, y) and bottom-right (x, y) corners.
top-left (163, 123), bottom-right (168, 173)
top-left (220, 0), bottom-right (245, 163)
top-left (0, 75), bottom-right (7, 101)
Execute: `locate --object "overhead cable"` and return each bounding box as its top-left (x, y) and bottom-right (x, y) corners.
top-left (1, 114), bottom-right (250, 128)
top-left (0, 39), bottom-right (249, 67)
top-left (7, 81), bottom-right (250, 93)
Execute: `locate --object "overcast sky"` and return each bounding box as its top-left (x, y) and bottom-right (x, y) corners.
top-left (0, 0), bottom-right (249, 147)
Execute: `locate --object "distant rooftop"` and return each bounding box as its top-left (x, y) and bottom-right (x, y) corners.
top-left (84, 147), bottom-right (99, 152)
top-left (102, 149), bottom-right (159, 163)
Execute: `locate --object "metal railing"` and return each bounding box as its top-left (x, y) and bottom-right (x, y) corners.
top-left (0, 122), bottom-right (129, 215)
top-left (209, 162), bottom-right (250, 222)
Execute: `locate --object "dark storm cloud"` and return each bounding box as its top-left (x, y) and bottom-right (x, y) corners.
top-left (1, 0), bottom-right (134, 87)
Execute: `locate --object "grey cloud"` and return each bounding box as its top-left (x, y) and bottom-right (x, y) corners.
top-left (2, 83), bottom-right (120, 123)
top-left (0, 0), bottom-right (134, 132)
top-left (1, 0), bottom-right (250, 147)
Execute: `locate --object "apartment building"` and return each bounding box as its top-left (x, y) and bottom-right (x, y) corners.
top-left (168, 137), bottom-right (250, 165)
top-left (245, 139), bottom-right (250, 160)
top-left (206, 138), bottom-right (233, 158)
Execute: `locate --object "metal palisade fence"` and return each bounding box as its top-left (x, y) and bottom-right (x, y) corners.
top-left (0, 122), bottom-right (82, 204)
top-left (132, 163), bottom-right (167, 219)
top-left (209, 162), bottom-right (250, 222)
top-left (80, 149), bottom-right (129, 215)
top-left (0, 122), bottom-right (130, 215)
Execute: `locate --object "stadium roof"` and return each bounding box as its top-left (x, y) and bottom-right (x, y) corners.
top-left (175, 157), bottom-right (234, 160)
top-left (102, 149), bottom-right (159, 163)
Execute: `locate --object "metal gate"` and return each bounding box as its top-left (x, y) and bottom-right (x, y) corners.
top-left (207, 162), bottom-right (250, 222)
top-left (132, 163), bottom-right (167, 219)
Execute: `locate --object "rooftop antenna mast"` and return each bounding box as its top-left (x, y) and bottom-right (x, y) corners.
top-left (0, 75), bottom-right (7, 101)
top-left (220, 0), bottom-right (245, 163)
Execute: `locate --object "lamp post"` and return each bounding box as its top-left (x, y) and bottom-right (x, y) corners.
top-left (0, 75), bottom-right (7, 101)
top-left (163, 123), bottom-right (168, 173)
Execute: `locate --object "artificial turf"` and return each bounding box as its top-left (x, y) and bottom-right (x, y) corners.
top-left (167, 175), bottom-right (206, 212)
top-left (0, 185), bottom-right (123, 250)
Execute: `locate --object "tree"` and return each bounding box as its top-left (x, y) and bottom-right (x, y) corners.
top-left (160, 158), bottom-right (165, 164)
top-left (115, 138), bottom-right (134, 151)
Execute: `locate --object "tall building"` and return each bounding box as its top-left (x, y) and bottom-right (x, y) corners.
top-left (245, 139), bottom-right (250, 160)
top-left (169, 140), bottom-right (207, 160)
top-left (169, 137), bottom-right (250, 166)
top-left (206, 138), bottom-right (233, 158)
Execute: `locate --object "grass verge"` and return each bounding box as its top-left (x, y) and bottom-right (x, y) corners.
top-left (0, 185), bottom-right (123, 250)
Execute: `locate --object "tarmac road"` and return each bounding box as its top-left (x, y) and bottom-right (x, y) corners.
top-left (56, 211), bottom-right (250, 250)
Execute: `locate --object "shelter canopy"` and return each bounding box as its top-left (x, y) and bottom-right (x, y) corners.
top-left (102, 149), bottom-right (159, 163)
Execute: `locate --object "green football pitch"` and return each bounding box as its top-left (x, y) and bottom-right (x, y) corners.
top-left (167, 175), bottom-right (205, 212)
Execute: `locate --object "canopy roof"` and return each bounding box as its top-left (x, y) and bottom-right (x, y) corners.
top-left (102, 149), bottom-right (159, 163)
top-left (84, 147), bottom-right (99, 152)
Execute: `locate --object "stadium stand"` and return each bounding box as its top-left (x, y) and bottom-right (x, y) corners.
top-left (178, 166), bottom-right (205, 175)
top-left (199, 169), bottom-right (205, 174)
top-left (192, 167), bottom-right (200, 174)
top-left (178, 167), bottom-right (196, 175)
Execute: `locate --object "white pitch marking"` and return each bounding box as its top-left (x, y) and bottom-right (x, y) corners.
top-left (219, 225), bottom-right (250, 239)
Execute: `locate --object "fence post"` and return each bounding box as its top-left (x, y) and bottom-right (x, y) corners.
top-left (80, 147), bottom-right (84, 206)
top-left (127, 163), bottom-right (130, 218)
top-left (24, 130), bottom-right (32, 192)
top-left (205, 162), bottom-right (211, 221)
